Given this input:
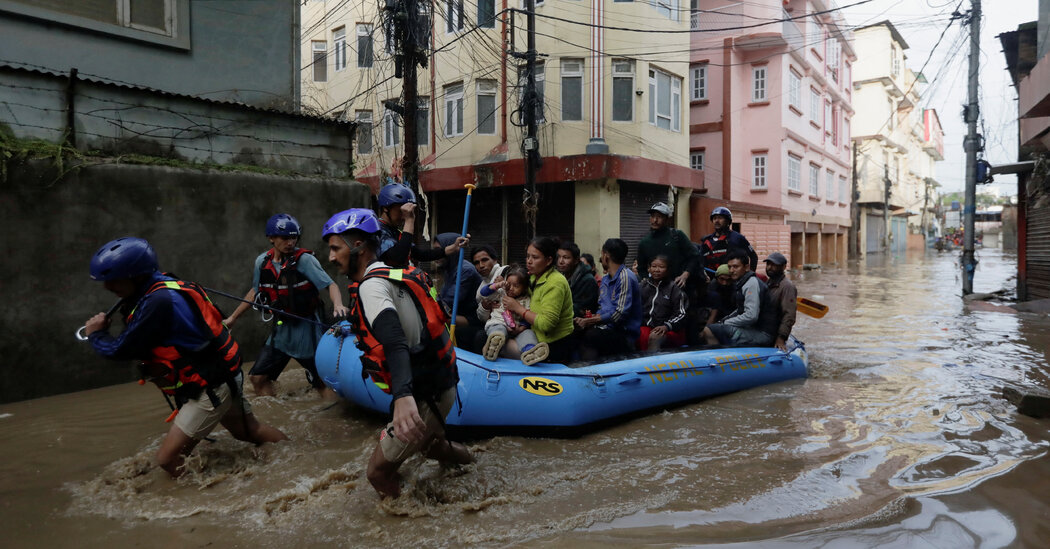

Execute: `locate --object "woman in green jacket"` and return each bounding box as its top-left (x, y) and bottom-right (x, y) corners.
top-left (501, 236), bottom-right (576, 364)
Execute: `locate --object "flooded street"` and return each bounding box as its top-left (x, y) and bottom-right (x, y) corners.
top-left (2, 247), bottom-right (1049, 548)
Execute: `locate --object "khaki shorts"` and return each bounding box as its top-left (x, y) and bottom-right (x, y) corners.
top-left (378, 388), bottom-right (456, 463)
top-left (173, 376), bottom-right (252, 440)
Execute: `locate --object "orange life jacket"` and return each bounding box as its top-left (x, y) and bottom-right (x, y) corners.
top-left (128, 276), bottom-right (242, 407)
top-left (258, 248), bottom-right (320, 317)
top-left (347, 265), bottom-right (456, 394)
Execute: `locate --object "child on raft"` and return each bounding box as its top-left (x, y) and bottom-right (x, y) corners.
top-left (480, 267), bottom-right (550, 365)
top-left (638, 255), bottom-right (689, 351)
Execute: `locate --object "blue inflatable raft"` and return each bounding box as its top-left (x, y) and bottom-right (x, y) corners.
top-left (315, 322), bottom-right (808, 435)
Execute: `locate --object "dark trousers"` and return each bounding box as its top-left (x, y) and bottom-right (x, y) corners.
top-left (579, 327), bottom-right (634, 361)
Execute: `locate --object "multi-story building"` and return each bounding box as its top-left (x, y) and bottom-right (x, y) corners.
top-left (301, 1), bottom-right (699, 263)
top-left (851, 21), bottom-right (944, 256)
top-left (689, 0), bottom-right (854, 269)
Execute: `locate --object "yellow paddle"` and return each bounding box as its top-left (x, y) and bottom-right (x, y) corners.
top-left (796, 297), bottom-right (829, 318)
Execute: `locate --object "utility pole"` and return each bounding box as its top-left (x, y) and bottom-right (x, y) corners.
top-left (849, 144), bottom-right (859, 259)
top-left (522, 0), bottom-right (540, 239)
top-left (883, 163), bottom-right (891, 253)
top-left (961, 0), bottom-right (981, 294)
top-left (386, 0), bottom-right (428, 230)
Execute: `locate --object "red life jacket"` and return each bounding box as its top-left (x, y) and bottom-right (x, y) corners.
top-left (347, 265), bottom-right (456, 394)
top-left (258, 248), bottom-right (320, 317)
top-left (128, 276), bottom-right (242, 407)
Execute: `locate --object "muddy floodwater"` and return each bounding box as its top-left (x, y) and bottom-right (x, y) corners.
top-left (2, 248), bottom-right (1049, 548)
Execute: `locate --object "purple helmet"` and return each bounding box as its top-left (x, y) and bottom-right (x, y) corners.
top-left (89, 237), bottom-right (158, 281)
top-left (321, 208), bottom-right (383, 241)
top-left (377, 182), bottom-right (416, 208)
top-left (266, 213), bottom-right (301, 237)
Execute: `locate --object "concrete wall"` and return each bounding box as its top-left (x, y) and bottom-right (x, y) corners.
top-left (0, 161), bottom-right (370, 403)
top-left (0, 0), bottom-right (299, 109)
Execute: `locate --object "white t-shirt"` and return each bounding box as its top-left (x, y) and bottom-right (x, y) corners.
top-left (357, 261), bottom-right (424, 348)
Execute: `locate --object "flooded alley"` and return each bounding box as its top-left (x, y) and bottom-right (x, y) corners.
top-left (2, 247), bottom-right (1049, 548)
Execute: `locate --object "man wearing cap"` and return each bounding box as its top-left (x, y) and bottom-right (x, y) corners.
top-left (636, 202), bottom-right (701, 288)
top-left (763, 252), bottom-right (797, 351)
top-left (701, 263), bottom-right (736, 326)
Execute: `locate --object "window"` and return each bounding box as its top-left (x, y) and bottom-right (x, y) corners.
top-left (824, 100), bottom-right (832, 137)
top-left (891, 44), bottom-right (900, 78)
top-left (357, 24), bottom-right (373, 68)
top-left (333, 27), bottom-right (347, 71)
top-left (356, 111), bottom-right (373, 154)
top-left (478, 0), bottom-right (495, 28)
top-left (477, 79), bottom-right (497, 135)
top-left (690, 0), bottom-right (700, 30)
top-left (612, 59), bottom-right (634, 122)
top-left (809, 88), bottom-right (820, 124)
top-left (788, 69), bottom-right (801, 111)
top-left (518, 62), bottom-right (545, 123)
top-left (312, 41), bottom-right (327, 82)
top-left (809, 163), bottom-right (820, 195)
top-left (828, 39), bottom-right (839, 83)
top-left (808, 16), bottom-right (822, 54)
top-left (752, 154), bottom-right (767, 189)
top-left (690, 63), bottom-right (707, 101)
top-left (752, 66), bottom-right (767, 102)
top-left (690, 151), bottom-right (704, 170)
top-left (648, 67), bottom-right (681, 131)
top-left (446, 0), bottom-right (464, 33)
top-left (561, 59), bottom-right (584, 121)
top-left (383, 110), bottom-right (400, 147)
top-left (787, 154), bottom-right (801, 191)
top-left (831, 105), bottom-right (839, 146)
top-left (444, 83), bottom-right (464, 136)
top-left (839, 175), bottom-right (848, 203)
top-left (416, 97), bottom-right (430, 146)
top-left (654, 0), bottom-right (679, 21)
top-left (825, 169), bottom-right (834, 200)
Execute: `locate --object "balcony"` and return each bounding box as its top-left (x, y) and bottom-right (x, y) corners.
top-left (734, 9), bottom-right (804, 51)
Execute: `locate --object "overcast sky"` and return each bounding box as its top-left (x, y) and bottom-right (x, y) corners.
top-left (839, 0), bottom-right (1037, 197)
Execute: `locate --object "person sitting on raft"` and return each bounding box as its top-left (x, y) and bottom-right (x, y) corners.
top-left (499, 237), bottom-right (576, 364)
top-left (575, 238), bottom-right (642, 360)
top-left (638, 255), bottom-right (689, 351)
top-left (375, 181), bottom-right (469, 268)
top-left (480, 267), bottom-right (549, 365)
top-left (701, 263), bottom-right (736, 327)
top-left (556, 241), bottom-right (599, 319)
top-left (434, 232), bottom-right (482, 329)
top-left (699, 251), bottom-right (777, 348)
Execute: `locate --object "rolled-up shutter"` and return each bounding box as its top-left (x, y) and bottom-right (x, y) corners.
top-left (619, 182), bottom-right (669, 267)
top-left (1028, 203), bottom-right (1050, 299)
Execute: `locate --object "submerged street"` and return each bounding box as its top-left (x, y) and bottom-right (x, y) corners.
top-left (2, 247), bottom-right (1049, 547)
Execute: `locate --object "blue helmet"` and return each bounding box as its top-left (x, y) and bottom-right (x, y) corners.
top-left (321, 208), bottom-right (383, 241)
top-left (710, 206), bottom-right (732, 224)
top-left (266, 213), bottom-right (301, 237)
top-left (377, 181), bottom-right (416, 208)
top-left (90, 237), bottom-right (158, 281)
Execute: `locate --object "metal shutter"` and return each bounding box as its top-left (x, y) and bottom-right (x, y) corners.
top-left (434, 187), bottom-right (505, 263)
top-left (1028, 203), bottom-right (1050, 299)
top-left (619, 182), bottom-right (669, 267)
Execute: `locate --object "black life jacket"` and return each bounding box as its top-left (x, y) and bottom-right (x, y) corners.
top-left (731, 271), bottom-right (779, 338)
top-left (127, 275), bottom-right (241, 409)
top-left (347, 265), bottom-right (456, 395)
top-left (258, 248), bottom-right (320, 317)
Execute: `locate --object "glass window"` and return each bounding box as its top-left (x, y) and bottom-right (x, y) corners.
top-left (808, 15), bottom-right (821, 53)
top-left (825, 169), bottom-right (835, 200)
top-left (789, 69), bottom-right (801, 111)
top-left (312, 41), bottom-right (327, 82)
top-left (477, 79), bottom-right (497, 135)
top-left (383, 110), bottom-right (400, 147)
top-left (612, 60), bottom-right (634, 122)
top-left (333, 27), bottom-right (347, 71)
top-left (518, 62), bottom-right (545, 123)
top-left (752, 66), bottom-right (766, 102)
top-left (809, 163), bottom-right (820, 195)
top-left (690, 63), bottom-right (707, 101)
top-left (357, 24), bottom-right (373, 68)
top-left (690, 151), bottom-right (704, 170)
top-left (839, 175), bottom-right (848, 203)
top-left (787, 154), bottom-right (801, 191)
top-left (446, 0), bottom-right (464, 33)
top-left (752, 154), bottom-right (767, 189)
top-left (416, 97), bottom-right (429, 146)
top-left (649, 67), bottom-right (681, 131)
top-left (809, 88), bottom-right (820, 124)
top-left (478, 0), bottom-right (495, 28)
top-left (444, 83), bottom-right (464, 136)
top-left (355, 111), bottom-right (372, 154)
top-left (561, 59), bottom-right (584, 121)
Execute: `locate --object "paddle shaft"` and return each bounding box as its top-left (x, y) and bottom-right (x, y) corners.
top-left (449, 184), bottom-right (476, 342)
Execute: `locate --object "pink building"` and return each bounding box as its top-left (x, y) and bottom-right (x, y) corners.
top-left (688, 0), bottom-right (855, 268)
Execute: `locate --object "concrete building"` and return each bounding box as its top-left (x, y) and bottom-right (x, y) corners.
top-left (689, 0), bottom-right (854, 269)
top-left (302, 1), bottom-right (699, 263)
top-left (850, 21), bottom-right (944, 256)
top-left (1000, 3), bottom-right (1050, 300)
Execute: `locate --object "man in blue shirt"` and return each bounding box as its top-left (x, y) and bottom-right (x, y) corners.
top-left (84, 237), bottom-right (286, 477)
top-left (224, 214), bottom-right (347, 398)
top-left (575, 238), bottom-right (642, 361)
